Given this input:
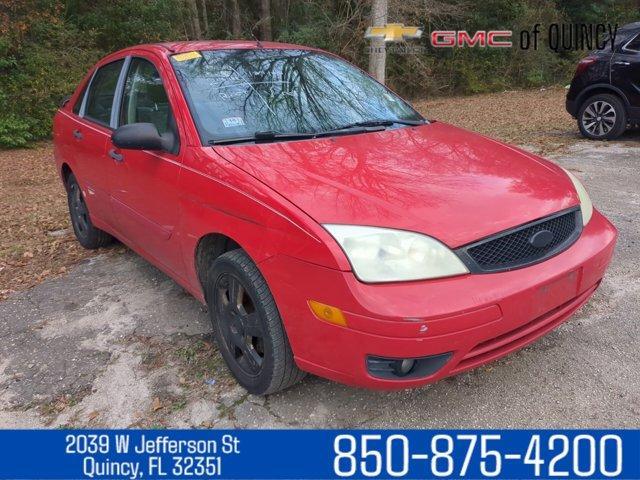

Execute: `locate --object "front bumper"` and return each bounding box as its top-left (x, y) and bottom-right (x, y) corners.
top-left (259, 209), bottom-right (617, 389)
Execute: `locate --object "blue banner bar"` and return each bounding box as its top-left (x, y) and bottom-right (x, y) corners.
top-left (0, 430), bottom-right (637, 479)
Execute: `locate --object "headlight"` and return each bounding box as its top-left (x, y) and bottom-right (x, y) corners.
top-left (562, 168), bottom-right (593, 225)
top-left (323, 225), bottom-right (469, 282)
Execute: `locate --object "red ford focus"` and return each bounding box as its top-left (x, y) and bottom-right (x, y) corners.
top-left (53, 41), bottom-right (617, 394)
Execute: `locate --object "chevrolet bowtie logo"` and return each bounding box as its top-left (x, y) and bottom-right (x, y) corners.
top-left (365, 23), bottom-right (423, 43)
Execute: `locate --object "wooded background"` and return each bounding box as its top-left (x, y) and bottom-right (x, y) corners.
top-left (0, 0), bottom-right (637, 148)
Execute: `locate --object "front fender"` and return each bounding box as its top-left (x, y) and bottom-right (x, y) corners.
top-left (177, 148), bottom-right (350, 300)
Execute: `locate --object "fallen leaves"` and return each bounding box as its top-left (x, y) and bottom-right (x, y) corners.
top-left (152, 397), bottom-right (163, 412)
top-left (414, 86), bottom-right (578, 154)
top-left (0, 143), bottom-right (97, 300)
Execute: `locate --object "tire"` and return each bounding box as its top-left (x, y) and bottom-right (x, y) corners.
top-left (205, 249), bottom-right (305, 395)
top-left (577, 93), bottom-right (627, 140)
top-left (66, 173), bottom-right (113, 249)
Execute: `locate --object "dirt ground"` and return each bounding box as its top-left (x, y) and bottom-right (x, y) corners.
top-left (0, 146), bottom-right (128, 300)
top-left (1, 87), bottom-right (639, 428)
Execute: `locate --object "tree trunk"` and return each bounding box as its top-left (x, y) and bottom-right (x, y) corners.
top-left (271, 0), bottom-right (290, 33)
top-left (259, 0), bottom-right (272, 41)
top-left (186, 0), bottom-right (201, 39)
top-left (228, 0), bottom-right (242, 38)
top-left (199, 0), bottom-right (209, 37)
top-left (368, 0), bottom-right (387, 84)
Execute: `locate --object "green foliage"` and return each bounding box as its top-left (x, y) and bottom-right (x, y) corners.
top-left (0, 0), bottom-right (183, 149)
top-left (72, 0), bottom-right (185, 52)
top-left (0, 0), bottom-right (638, 148)
top-left (0, 115), bottom-right (33, 148)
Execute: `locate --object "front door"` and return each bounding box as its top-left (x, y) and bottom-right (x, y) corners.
top-left (107, 56), bottom-right (184, 277)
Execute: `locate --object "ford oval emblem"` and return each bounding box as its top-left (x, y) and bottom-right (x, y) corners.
top-left (529, 229), bottom-right (554, 249)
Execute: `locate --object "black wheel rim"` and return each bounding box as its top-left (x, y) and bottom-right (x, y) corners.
top-left (215, 273), bottom-right (265, 377)
top-left (69, 182), bottom-right (90, 235)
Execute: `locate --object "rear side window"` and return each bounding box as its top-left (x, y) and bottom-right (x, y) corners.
top-left (72, 81), bottom-right (89, 115)
top-left (119, 58), bottom-right (174, 135)
top-left (624, 34), bottom-right (640, 52)
top-left (84, 59), bottom-right (125, 126)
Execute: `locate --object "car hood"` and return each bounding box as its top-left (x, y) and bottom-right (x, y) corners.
top-left (213, 122), bottom-right (578, 248)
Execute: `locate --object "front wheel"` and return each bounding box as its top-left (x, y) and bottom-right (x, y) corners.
top-left (577, 93), bottom-right (627, 140)
top-left (205, 250), bottom-right (305, 395)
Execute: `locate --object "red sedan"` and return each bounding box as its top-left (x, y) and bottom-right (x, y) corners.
top-left (53, 41), bottom-right (617, 394)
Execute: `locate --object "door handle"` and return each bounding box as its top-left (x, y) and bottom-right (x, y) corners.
top-left (614, 61), bottom-right (631, 66)
top-left (109, 149), bottom-right (124, 163)
top-left (72, 129), bottom-right (83, 140)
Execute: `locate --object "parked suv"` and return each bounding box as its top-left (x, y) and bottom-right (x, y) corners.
top-left (566, 21), bottom-right (640, 140)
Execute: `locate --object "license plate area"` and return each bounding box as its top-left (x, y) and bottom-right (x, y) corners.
top-left (531, 269), bottom-right (580, 317)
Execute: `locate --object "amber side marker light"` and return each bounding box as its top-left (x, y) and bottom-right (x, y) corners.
top-left (308, 300), bottom-right (347, 327)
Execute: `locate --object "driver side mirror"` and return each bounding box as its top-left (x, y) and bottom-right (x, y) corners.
top-left (111, 123), bottom-right (173, 152)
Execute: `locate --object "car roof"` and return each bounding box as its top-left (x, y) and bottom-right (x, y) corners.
top-left (114, 40), bottom-right (321, 57)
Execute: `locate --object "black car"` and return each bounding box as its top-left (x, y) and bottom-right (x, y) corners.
top-left (566, 21), bottom-right (640, 140)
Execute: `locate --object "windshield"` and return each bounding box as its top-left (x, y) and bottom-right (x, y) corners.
top-left (170, 49), bottom-right (424, 144)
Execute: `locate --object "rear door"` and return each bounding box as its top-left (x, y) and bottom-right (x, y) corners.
top-left (611, 33), bottom-right (640, 118)
top-left (107, 55), bottom-right (184, 277)
top-left (67, 59), bottom-right (126, 226)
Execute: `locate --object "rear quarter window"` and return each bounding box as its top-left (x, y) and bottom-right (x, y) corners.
top-left (72, 81), bottom-right (89, 115)
top-left (624, 34), bottom-right (640, 52)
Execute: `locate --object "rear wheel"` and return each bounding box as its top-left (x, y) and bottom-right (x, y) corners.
top-left (578, 93), bottom-right (627, 140)
top-left (66, 173), bottom-right (113, 249)
top-left (205, 249), bottom-right (305, 395)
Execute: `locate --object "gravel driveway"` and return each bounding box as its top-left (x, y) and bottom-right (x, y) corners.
top-left (1, 138), bottom-right (638, 429)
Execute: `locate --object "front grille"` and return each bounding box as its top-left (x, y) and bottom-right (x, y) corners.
top-left (456, 208), bottom-right (582, 273)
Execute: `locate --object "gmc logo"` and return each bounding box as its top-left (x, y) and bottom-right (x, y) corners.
top-left (431, 30), bottom-right (513, 48)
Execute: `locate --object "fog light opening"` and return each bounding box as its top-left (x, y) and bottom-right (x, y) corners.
top-left (394, 359), bottom-right (416, 377)
top-left (366, 353), bottom-right (452, 380)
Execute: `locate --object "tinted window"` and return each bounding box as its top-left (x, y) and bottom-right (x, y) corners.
top-left (625, 34), bottom-right (640, 52)
top-left (120, 58), bottom-right (174, 135)
top-left (170, 49), bottom-right (423, 144)
top-left (84, 60), bottom-right (124, 126)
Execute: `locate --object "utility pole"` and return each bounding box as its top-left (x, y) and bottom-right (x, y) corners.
top-left (368, 0), bottom-right (388, 84)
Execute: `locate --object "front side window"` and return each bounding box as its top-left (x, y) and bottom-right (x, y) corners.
top-left (84, 59), bottom-right (124, 126)
top-left (170, 49), bottom-right (423, 144)
top-left (120, 58), bottom-right (175, 136)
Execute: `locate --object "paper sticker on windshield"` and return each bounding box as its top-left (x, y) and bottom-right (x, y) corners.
top-left (222, 117), bottom-right (245, 128)
top-left (172, 51), bottom-right (202, 62)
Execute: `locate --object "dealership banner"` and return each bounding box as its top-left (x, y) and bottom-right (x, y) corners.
top-left (0, 430), bottom-right (638, 479)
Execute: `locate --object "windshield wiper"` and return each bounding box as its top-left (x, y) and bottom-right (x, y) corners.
top-left (330, 118), bottom-right (426, 131)
top-left (314, 125), bottom-right (387, 138)
top-left (209, 119), bottom-right (426, 145)
top-left (208, 130), bottom-right (316, 145)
